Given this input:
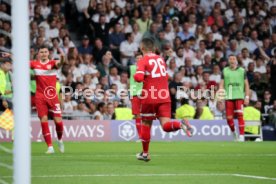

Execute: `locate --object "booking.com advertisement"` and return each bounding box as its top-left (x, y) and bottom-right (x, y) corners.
top-left (0, 120), bottom-right (235, 142)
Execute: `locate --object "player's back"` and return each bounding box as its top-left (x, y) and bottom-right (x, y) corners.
top-left (30, 60), bottom-right (57, 96)
top-left (138, 53), bottom-right (170, 104)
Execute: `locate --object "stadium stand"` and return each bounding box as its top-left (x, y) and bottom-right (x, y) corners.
top-left (0, 0), bottom-right (276, 129)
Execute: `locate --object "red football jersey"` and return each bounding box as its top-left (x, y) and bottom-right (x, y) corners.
top-left (135, 53), bottom-right (171, 104)
top-left (30, 60), bottom-right (57, 96)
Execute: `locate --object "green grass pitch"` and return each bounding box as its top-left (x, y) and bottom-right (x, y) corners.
top-left (1, 142), bottom-right (276, 184)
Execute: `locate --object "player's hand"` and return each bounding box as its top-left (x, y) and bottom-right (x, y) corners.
top-left (216, 89), bottom-right (225, 102)
top-left (105, 51), bottom-right (112, 60)
top-left (244, 98), bottom-right (249, 106)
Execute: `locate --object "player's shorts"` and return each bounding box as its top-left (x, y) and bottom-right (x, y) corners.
top-left (35, 95), bottom-right (61, 118)
top-left (131, 96), bottom-right (141, 115)
top-left (225, 99), bottom-right (244, 117)
top-left (140, 102), bottom-right (171, 120)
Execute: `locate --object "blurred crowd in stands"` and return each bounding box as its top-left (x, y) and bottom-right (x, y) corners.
top-left (0, 0), bottom-right (276, 126)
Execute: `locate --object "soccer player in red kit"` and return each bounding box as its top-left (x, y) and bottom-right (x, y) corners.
top-left (31, 46), bottom-right (65, 154)
top-left (134, 38), bottom-right (193, 162)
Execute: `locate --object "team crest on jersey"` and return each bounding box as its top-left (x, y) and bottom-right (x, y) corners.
top-left (46, 65), bottom-right (51, 69)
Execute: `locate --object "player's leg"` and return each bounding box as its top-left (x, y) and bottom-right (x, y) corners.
top-left (131, 97), bottom-right (142, 139)
top-left (36, 97), bottom-right (54, 153)
top-left (225, 100), bottom-right (238, 141)
top-left (137, 104), bottom-right (155, 162)
top-left (157, 103), bottom-right (193, 137)
top-left (235, 99), bottom-right (245, 142)
top-left (50, 100), bottom-right (65, 153)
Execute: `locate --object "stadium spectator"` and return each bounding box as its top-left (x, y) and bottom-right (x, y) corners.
top-left (119, 32), bottom-right (139, 66)
top-left (77, 35), bottom-right (93, 57)
top-left (109, 23), bottom-right (125, 61)
top-left (175, 95), bottom-right (195, 120)
top-left (104, 102), bottom-right (115, 120)
top-left (250, 72), bottom-right (269, 100)
top-left (0, 57), bottom-right (12, 111)
top-left (3, 0), bottom-right (275, 123)
top-left (136, 10), bottom-right (152, 34)
top-left (72, 102), bottom-right (91, 120)
top-left (194, 99), bottom-right (214, 120)
top-left (62, 92), bottom-right (77, 116)
top-left (169, 72), bottom-right (183, 117)
top-left (94, 102), bottom-right (106, 120)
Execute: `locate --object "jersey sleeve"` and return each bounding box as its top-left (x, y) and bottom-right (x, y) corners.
top-left (134, 58), bottom-right (146, 82)
top-left (50, 60), bottom-right (58, 69)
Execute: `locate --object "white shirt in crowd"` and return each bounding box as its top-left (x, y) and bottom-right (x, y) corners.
top-left (114, 81), bottom-right (128, 90)
top-left (63, 100), bottom-right (78, 114)
top-left (181, 76), bottom-right (192, 84)
top-left (242, 57), bottom-right (253, 70)
top-left (75, 0), bottom-right (90, 12)
top-left (254, 65), bottom-right (267, 74)
top-left (40, 5), bottom-right (51, 19)
top-left (174, 56), bottom-right (185, 68)
top-left (120, 40), bottom-right (139, 65)
top-left (93, 111), bottom-right (104, 120)
top-left (133, 32), bottom-right (142, 45)
top-left (210, 73), bottom-right (221, 83)
top-left (192, 57), bottom-right (203, 66)
top-left (164, 31), bottom-right (176, 45)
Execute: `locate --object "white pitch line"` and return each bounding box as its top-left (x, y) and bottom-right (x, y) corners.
top-left (233, 174), bottom-right (276, 181)
top-left (0, 163), bottom-right (13, 170)
top-left (2, 173), bottom-right (276, 181)
top-left (29, 153), bottom-right (276, 158)
top-left (2, 173), bottom-right (229, 178)
top-left (0, 145), bottom-right (12, 154)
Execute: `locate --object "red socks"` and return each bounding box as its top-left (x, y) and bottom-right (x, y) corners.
top-left (237, 116), bottom-right (245, 135)
top-left (55, 121), bottom-right (64, 140)
top-left (163, 121), bottom-right (181, 132)
top-left (141, 124), bottom-right (151, 153)
top-left (227, 118), bottom-right (235, 132)
top-left (135, 118), bottom-right (142, 139)
top-left (41, 122), bottom-right (52, 147)
top-left (227, 117), bottom-right (244, 135)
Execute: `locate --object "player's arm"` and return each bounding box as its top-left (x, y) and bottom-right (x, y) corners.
top-left (244, 78), bottom-right (250, 105)
top-left (55, 49), bottom-right (65, 68)
top-left (219, 79), bottom-right (224, 90)
top-left (133, 58), bottom-right (145, 83)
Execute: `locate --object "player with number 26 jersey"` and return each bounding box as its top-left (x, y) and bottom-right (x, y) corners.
top-left (135, 53), bottom-right (170, 104)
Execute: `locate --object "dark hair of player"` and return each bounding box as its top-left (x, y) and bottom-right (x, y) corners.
top-left (141, 38), bottom-right (155, 52)
top-left (38, 45), bottom-right (49, 51)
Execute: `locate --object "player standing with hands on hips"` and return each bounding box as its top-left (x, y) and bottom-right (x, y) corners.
top-left (134, 38), bottom-right (193, 162)
top-left (218, 55), bottom-right (250, 142)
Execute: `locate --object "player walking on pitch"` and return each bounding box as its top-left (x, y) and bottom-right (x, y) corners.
top-left (30, 46), bottom-right (65, 153)
top-left (219, 55), bottom-right (250, 142)
top-left (134, 38), bottom-right (193, 162)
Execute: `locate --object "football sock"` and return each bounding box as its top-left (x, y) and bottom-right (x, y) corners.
top-left (237, 115), bottom-right (245, 135)
top-left (227, 118), bottom-right (235, 132)
top-left (41, 122), bottom-right (52, 147)
top-left (135, 118), bottom-right (142, 139)
top-left (141, 124), bottom-right (151, 154)
top-left (55, 121), bottom-right (64, 140)
top-left (162, 121), bottom-right (181, 132)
